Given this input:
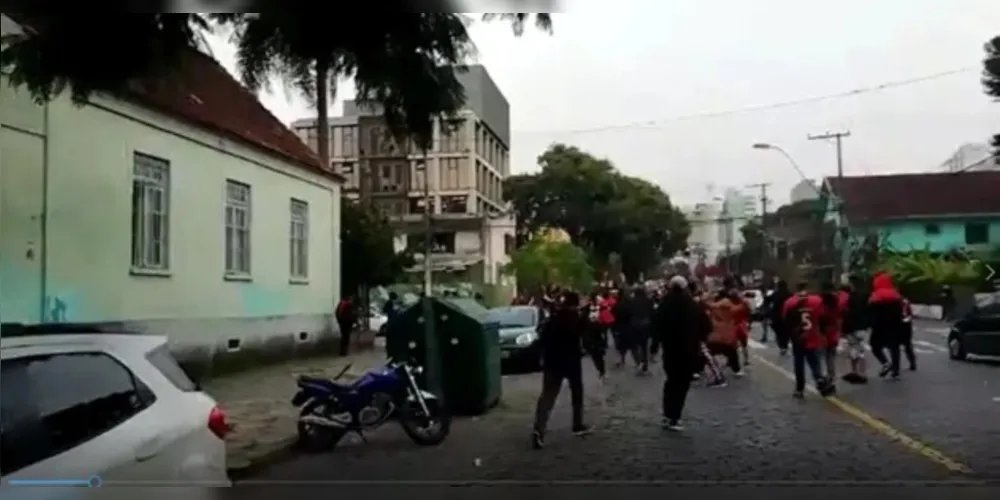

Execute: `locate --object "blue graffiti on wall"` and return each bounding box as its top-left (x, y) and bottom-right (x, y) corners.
top-left (45, 296), bottom-right (68, 323)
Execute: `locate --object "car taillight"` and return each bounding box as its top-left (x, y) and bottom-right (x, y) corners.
top-left (208, 406), bottom-right (230, 439)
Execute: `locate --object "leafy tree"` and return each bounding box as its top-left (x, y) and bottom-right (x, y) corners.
top-left (504, 238), bottom-right (593, 292)
top-left (482, 14), bottom-right (553, 35)
top-left (983, 36), bottom-right (1000, 152)
top-left (340, 201), bottom-right (415, 297)
top-left (1, 11), bottom-right (551, 149)
top-left (504, 144), bottom-right (689, 280)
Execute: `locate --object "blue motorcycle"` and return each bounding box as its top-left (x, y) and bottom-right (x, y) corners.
top-left (291, 359), bottom-right (450, 450)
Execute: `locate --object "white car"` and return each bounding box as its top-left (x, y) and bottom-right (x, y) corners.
top-left (1, 326), bottom-right (230, 487)
top-left (361, 306), bottom-right (389, 336)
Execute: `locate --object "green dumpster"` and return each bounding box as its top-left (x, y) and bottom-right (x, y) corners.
top-left (384, 298), bottom-right (445, 398)
top-left (438, 297), bottom-right (502, 415)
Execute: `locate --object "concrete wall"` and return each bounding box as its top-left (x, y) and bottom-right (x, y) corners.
top-left (456, 65), bottom-right (511, 149)
top-left (1, 73), bottom-right (342, 377)
top-left (877, 219), bottom-right (1000, 252)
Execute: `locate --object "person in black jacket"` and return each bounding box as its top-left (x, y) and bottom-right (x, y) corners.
top-left (531, 291), bottom-right (591, 449)
top-left (626, 287), bottom-right (655, 373)
top-left (840, 279), bottom-right (870, 384)
top-left (654, 276), bottom-right (708, 431)
top-left (868, 273), bottom-right (906, 379)
top-left (611, 288), bottom-right (632, 368)
top-left (582, 293), bottom-right (607, 380)
top-left (767, 280), bottom-right (792, 356)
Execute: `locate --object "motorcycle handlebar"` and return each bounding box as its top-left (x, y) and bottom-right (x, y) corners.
top-left (384, 358), bottom-right (424, 375)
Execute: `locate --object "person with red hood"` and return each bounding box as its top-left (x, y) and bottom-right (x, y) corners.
top-left (868, 272), bottom-right (907, 379)
top-left (781, 282), bottom-right (835, 398)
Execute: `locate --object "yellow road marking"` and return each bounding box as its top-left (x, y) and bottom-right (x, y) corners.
top-left (751, 354), bottom-right (975, 474)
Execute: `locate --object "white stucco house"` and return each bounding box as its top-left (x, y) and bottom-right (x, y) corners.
top-left (0, 15), bottom-right (344, 375)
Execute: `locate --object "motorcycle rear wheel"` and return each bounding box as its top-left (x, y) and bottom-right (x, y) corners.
top-left (400, 398), bottom-right (451, 446)
top-left (297, 400), bottom-right (348, 452)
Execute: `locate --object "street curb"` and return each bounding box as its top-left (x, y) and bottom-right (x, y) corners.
top-left (224, 368), bottom-right (371, 481)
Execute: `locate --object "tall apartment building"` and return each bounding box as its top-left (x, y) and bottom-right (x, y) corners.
top-left (683, 188), bottom-right (758, 263)
top-left (291, 65), bottom-right (515, 285)
top-left (790, 179), bottom-right (820, 204)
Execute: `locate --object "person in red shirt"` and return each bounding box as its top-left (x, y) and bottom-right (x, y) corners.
top-left (819, 282), bottom-right (844, 381)
top-left (732, 290), bottom-right (751, 366)
top-left (868, 273), bottom-right (907, 379)
top-left (781, 282), bottom-right (835, 398)
top-left (335, 295), bottom-right (358, 356)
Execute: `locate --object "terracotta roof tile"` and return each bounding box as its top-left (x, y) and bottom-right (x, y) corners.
top-left (826, 171), bottom-right (1000, 223)
top-left (5, 13), bottom-right (337, 181)
top-left (123, 49), bottom-right (342, 182)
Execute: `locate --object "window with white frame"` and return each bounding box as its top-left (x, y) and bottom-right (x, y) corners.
top-left (225, 180), bottom-right (252, 276)
top-left (289, 199), bottom-right (309, 279)
top-left (342, 127), bottom-right (355, 157)
top-left (131, 153), bottom-right (170, 271)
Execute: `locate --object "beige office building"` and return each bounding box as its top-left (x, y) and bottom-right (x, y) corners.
top-left (291, 66), bottom-right (515, 285)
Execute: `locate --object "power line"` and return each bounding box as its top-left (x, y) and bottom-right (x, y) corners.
top-left (517, 66), bottom-right (977, 136)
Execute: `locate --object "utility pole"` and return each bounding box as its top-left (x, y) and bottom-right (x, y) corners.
top-left (808, 131), bottom-right (850, 283)
top-left (808, 130), bottom-right (851, 178)
top-left (747, 182), bottom-right (770, 219)
top-left (746, 182), bottom-right (771, 273)
top-left (420, 149), bottom-right (433, 296)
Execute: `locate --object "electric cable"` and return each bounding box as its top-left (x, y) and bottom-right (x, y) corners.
top-left (516, 66), bottom-right (978, 136)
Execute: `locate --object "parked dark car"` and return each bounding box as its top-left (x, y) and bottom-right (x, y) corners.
top-left (486, 306), bottom-right (543, 373)
top-left (947, 295), bottom-right (1000, 361)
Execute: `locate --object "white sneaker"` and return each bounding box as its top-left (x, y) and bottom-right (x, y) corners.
top-left (733, 370), bottom-right (745, 378)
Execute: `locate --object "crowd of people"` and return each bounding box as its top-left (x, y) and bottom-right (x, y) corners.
top-left (524, 272), bottom-right (917, 450)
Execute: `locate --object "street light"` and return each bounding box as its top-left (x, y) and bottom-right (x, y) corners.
top-left (752, 142), bottom-right (841, 278)
top-left (751, 142), bottom-right (812, 185)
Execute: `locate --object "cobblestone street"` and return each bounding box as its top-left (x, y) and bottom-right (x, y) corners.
top-left (222, 353), bottom-right (979, 489)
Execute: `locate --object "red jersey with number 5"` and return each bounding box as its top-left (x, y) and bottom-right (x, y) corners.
top-left (781, 293), bottom-right (826, 350)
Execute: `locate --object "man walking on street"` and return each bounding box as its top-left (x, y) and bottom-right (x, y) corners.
top-left (583, 293), bottom-right (608, 381)
top-left (868, 273), bottom-right (907, 380)
top-left (819, 282), bottom-right (843, 381)
top-left (782, 282), bottom-right (835, 398)
top-left (336, 295), bottom-right (358, 356)
top-left (768, 280), bottom-right (792, 355)
top-left (839, 280), bottom-right (869, 384)
top-left (655, 276), bottom-right (709, 431)
top-left (532, 291), bottom-right (592, 449)
top-left (626, 287), bottom-right (655, 374)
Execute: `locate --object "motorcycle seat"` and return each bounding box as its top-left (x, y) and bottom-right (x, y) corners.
top-left (297, 374), bottom-right (351, 391)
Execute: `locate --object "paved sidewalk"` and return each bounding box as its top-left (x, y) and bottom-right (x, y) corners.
top-left (203, 347), bottom-right (386, 473)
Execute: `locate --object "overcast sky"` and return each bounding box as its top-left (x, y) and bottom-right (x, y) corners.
top-left (205, 0), bottom-right (1000, 208)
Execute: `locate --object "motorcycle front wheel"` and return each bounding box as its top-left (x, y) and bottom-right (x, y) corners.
top-left (399, 398), bottom-right (451, 446)
top-left (296, 400), bottom-right (348, 452)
